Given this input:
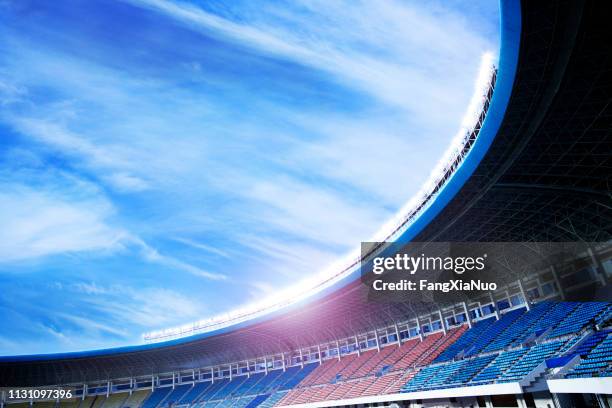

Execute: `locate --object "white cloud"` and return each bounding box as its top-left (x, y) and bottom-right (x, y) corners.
top-left (124, 0), bottom-right (492, 118)
top-left (130, 236), bottom-right (227, 281)
top-left (0, 169), bottom-right (226, 280)
top-left (173, 237), bottom-right (231, 258)
top-left (0, 183), bottom-right (126, 262)
top-left (69, 282), bottom-right (207, 329)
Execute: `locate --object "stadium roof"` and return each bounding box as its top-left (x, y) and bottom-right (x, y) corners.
top-left (1, 0), bottom-right (611, 387)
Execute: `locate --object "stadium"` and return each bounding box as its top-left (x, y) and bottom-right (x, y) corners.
top-left (1, 0), bottom-right (612, 407)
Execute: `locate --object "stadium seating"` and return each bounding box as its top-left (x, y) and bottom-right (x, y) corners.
top-left (465, 308), bottom-right (525, 356)
top-left (32, 301), bottom-right (608, 408)
top-left (444, 354), bottom-right (497, 388)
top-left (257, 391), bottom-right (287, 408)
top-left (123, 390), bottom-right (151, 408)
top-left (434, 317), bottom-right (495, 362)
top-left (161, 384), bottom-right (191, 406)
top-left (471, 349), bottom-right (527, 384)
top-left (499, 341), bottom-right (566, 382)
top-left (482, 302), bottom-right (555, 352)
top-left (566, 333), bottom-right (612, 378)
top-left (177, 382), bottom-right (210, 405)
top-left (141, 387), bottom-right (172, 408)
top-left (547, 302), bottom-right (609, 338)
top-left (101, 392), bottom-right (129, 408)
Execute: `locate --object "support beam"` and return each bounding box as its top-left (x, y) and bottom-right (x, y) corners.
top-left (438, 309), bottom-right (447, 335)
top-left (550, 265), bottom-right (565, 300)
top-left (415, 316), bottom-right (424, 341)
top-left (516, 279), bottom-right (530, 311)
top-left (516, 394), bottom-right (527, 408)
top-left (394, 323), bottom-right (401, 347)
top-left (488, 293), bottom-right (500, 320)
top-left (375, 330), bottom-right (381, 352)
top-left (299, 348), bottom-right (304, 368)
top-left (588, 247), bottom-right (607, 285)
top-left (462, 302), bottom-right (473, 328)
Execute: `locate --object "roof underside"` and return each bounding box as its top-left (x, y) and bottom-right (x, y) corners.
top-left (1, 0), bottom-right (611, 387)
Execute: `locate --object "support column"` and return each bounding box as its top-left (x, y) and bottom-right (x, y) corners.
top-left (299, 348), bottom-right (304, 368)
top-left (488, 293), bottom-right (500, 320)
top-left (354, 335), bottom-right (361, 356)
top-left (462, 302), bottom-right (473, 328)
top-left (264, 358), bottom-right (268, 375)
top-left (172, 372), bottom-right (176, 389)
top-left (211, 367), bottom-right (214, 384)
top-left (415, 316), bottom-right (424, 341)
top-left (517, 279), bottom-right (530, 311)
top-left (438, 309), bottom-right (447, 335)
top-left (129, 378), bottom-right (133, 395)
top-left (336, 340), bottom-right (341, 361)
top-left (516, 394), bottom-right (527, 408)
top-left (394, 323), bottom-right (401, 347)
top-left (282, 353), bottom-right (286, 372)
top-left (550, 265), bottom-right (565, 300)
top-left (107, 381), bottom-right (111, 397)
top-left (375, 330), bottom-right (381, 352)
top-left (588, 247), bottom-right (607, 285)
top-left (229, 364), bottom-right (233, 381)
top-left (317, 344), bottom-right (322, 365)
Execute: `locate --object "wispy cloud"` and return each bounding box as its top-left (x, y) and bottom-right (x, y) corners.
top-left (0, 179), bottom-right (125, 262)
top-left (131, 236), bottom-right (227, 281)
top-left (124, 0), bottom-right (491, 117)
top-left (0, 0), bottom-right (498, 352)
top-left (173, 237), bottom-right (231, 258)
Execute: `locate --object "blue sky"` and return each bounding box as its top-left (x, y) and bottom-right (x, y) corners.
top-left (0, 0), bottom-right (499, 355)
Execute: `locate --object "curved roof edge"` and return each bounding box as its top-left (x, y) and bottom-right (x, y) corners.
top-left (0, 0), bottom-right (521, 363)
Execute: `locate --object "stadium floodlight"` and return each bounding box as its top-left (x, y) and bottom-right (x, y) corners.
top-left (143, 52), bottom-right (497, 343)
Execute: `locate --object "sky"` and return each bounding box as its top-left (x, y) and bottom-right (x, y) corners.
top-left (0, 0), bottom-right (499, 355)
